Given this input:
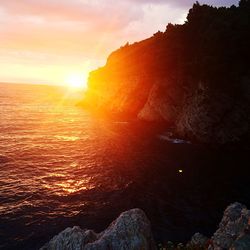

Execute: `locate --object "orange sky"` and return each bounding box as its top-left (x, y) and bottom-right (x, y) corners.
top-left (0, 0), bottom-right (238, 86)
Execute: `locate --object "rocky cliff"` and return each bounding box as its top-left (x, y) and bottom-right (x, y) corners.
top-left (41, 203), bottom-right (250, 250)
top-left (83, 1), bottom-right (250, 144)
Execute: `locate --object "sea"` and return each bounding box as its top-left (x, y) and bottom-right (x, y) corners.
top-left (0, 83), bottom-right (249, 249)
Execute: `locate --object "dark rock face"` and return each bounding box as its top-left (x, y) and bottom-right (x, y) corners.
top-left (176, 85), bottom-right (250, 143)
top-left (138, 82), bottom-right (184, 123)
top-left (40, 208), bottom-right (156, 250)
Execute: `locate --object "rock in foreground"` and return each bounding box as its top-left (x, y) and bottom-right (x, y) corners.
top-left (41, 203), bottom-right (250, 250)
top-left (40, 208), bottom-right (156, 250)
top-left (187, 202), bottom-right (250, 250)
top-left (209, 202), bottom-right (250, 250)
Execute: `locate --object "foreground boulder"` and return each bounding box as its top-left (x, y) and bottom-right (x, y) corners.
top-left (187, 203), bottom-right (250, 250)
top-left (209, 202), bottom-right (250, 250)
top-left (40, 208), bottom-right (156, 250)
top-left (41, 203), bottom-right (250, 250)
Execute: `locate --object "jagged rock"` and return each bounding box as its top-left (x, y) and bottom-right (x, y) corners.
top-left (40, 227), bottom-right (97, 250)
top-left (40, 208), bottom-right (156, 250)
top-left (187, 232), bottom-right (209, 248)
top-left (209, 202), bottom-right (250, 249)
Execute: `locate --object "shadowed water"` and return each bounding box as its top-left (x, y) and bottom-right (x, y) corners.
top-left (0, 83), bottom-right (249, 249)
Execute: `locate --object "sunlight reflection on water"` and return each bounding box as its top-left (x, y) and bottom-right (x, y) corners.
top-left (0, 83), bottom-right (250, 250)
top-left (54, 135), bottom-right (80, 141)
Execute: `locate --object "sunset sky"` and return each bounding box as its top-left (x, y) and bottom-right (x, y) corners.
top-left (0, 0), bottom-right (238, 86)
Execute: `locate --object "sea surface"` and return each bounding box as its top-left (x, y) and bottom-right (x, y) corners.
top-left (0, 83), bottom-right (250, 249)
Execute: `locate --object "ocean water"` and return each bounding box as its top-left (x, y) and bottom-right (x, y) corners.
top-left (0, 83), bottom-right (249, 249)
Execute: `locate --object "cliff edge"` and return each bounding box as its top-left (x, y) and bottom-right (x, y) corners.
top-left (83, 1), bottom-right (250, 144)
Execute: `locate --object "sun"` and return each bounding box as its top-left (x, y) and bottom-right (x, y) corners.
top-left (65, 74), bottom-right (87, 90)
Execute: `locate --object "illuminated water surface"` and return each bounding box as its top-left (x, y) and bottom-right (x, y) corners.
top-left (0, 83), bottom-right (249, 249)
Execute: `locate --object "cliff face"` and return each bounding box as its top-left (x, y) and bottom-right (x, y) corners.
top-left (84, 1), bottom-right (250, 144)
top-left (85, 72), bottom-right (153, 118)
top-left (176, 83), bottom-right (250, 143)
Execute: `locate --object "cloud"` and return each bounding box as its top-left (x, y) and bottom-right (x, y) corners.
top-left (128, 0), bottom-right (238, 7)
top-left (0, 0), bottom-right (239, 84)
top-left (0, 0), bottom-right (142, 27)
top-left (0, 1), bottom-right (143, 62)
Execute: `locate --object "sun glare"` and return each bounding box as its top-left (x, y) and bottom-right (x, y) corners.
top-left (65, 74), bottom-right (87, 90)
